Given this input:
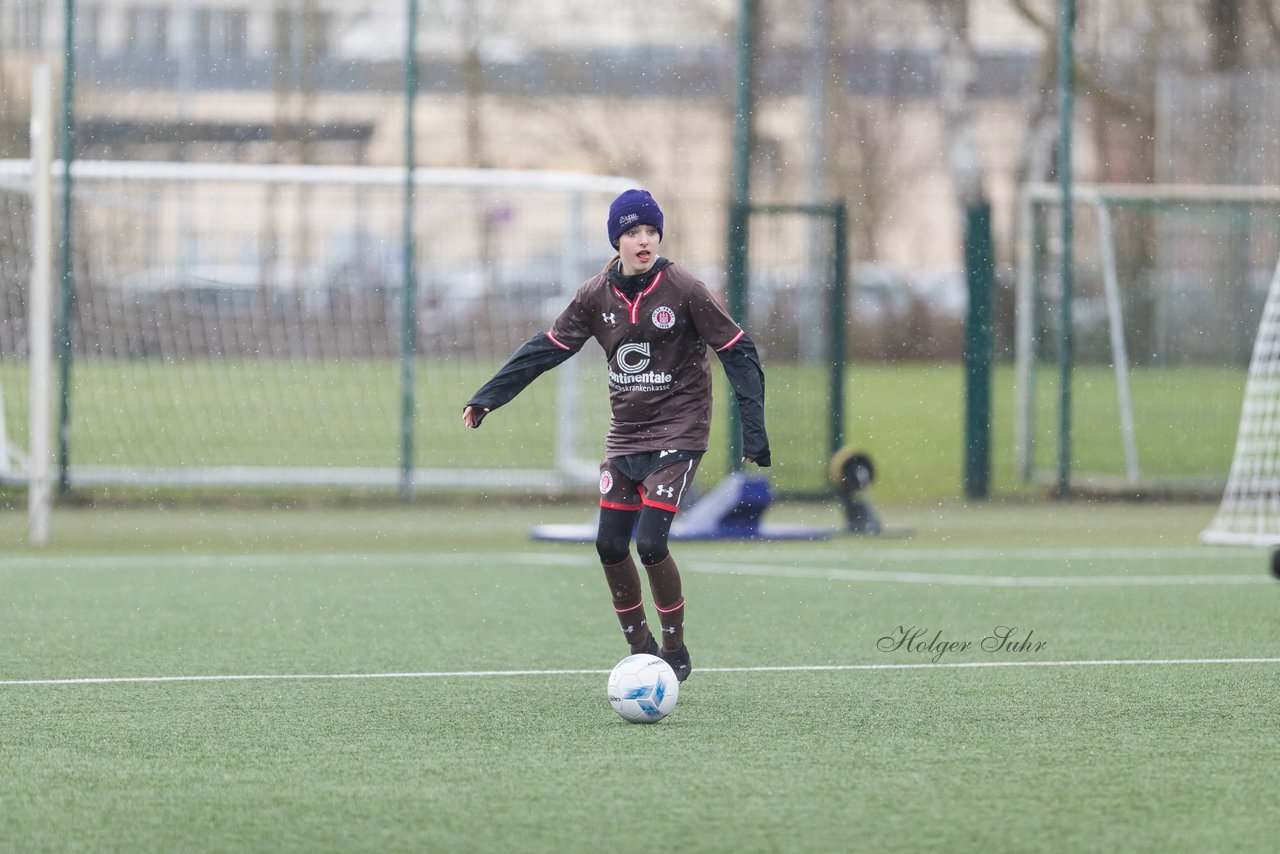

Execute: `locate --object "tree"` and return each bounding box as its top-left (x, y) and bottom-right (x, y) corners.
top-left (822, 2), bottom-right (924, 262)
top-left (1000, 0), bottom-right (1280, 365)
top-left (924, 0), bottom-right (985, 208)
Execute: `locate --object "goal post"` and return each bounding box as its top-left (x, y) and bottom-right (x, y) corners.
top-left (1201, 253), bottom-right (1280, 545)
top-left (1015, 181), bottom-right (1280, 496)
top-left (27, 63), bottom-right (55, 544)
top-left (0, 158), bottom-right (634, 495)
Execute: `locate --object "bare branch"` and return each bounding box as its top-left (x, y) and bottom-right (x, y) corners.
top-left (1254, 0), bottom-right (1280, 47)
top-left (1003, 0), bottom-right (1153, 126)
top-left (923, 0), bottom-right (986, 206)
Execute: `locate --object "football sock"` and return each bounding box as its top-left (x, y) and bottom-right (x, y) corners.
top-left (602, 555), bottom-right (651, 651)
top-left (642, 554), bottom-right (685, 651)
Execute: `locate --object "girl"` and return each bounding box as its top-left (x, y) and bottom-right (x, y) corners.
top-left (463, 189), bottom-right (769, 682)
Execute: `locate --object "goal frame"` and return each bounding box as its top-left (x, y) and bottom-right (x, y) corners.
top-left (0, 155), bottom-right (635, 497)
top-left (1015, 181), bottom-right (1280, 493)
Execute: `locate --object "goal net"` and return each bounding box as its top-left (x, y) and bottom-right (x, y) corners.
top-left (1015, 182), bottom-right (1280, 496)
top-left (1202, 255), bottom-right (1280, 545)
top-left (0, 159), bottom-right (630, 492)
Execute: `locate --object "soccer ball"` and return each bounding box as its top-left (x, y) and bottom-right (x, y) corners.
top-left (607, 653), bottom-right (679, 723)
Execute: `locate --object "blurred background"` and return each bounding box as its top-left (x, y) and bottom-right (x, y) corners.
top-left (1, 0), bottom-right (1278, 516)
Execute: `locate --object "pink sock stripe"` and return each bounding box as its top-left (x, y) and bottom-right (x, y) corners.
top-left (655, 598), bottom-right (685, 615)
top-left (614, 600), bottom-right (645, 614)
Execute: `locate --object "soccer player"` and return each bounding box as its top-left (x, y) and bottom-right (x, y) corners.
top-left (463, 189), bottom-right (770, 682)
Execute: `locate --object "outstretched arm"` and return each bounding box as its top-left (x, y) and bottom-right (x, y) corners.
top-left (716, 334), bottom-right (771, 466)
top-left (463, 332), bottom-right (576, 427)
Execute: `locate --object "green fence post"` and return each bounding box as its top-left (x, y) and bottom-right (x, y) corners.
top-left (963, 202), bottom-right (994, 499)
top-left (829, 202), bottom-right (848, 462)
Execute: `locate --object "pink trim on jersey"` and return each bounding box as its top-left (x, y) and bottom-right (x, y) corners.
top-left (716, 329), bottom-right (745, 351)
top-left (611, 270), bottom-right (666, 325)
top-left (600, 498), bottom-right (643, 511)
top-left (546, 330), bottom-right (572, 350)
top-left (655, 598), bottom-right (685, 614)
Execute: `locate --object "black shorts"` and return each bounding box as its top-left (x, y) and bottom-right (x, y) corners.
top-left (599, 450), bottom-right (703, 513)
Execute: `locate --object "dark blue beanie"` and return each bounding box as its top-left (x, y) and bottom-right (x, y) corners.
top-left (607, 189), bottom-right (664, 248)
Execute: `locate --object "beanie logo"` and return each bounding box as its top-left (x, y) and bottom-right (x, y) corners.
top-left (618, 212), bottom-right (640, 228)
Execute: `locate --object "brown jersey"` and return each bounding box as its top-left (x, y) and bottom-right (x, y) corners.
top-left (547, 262), bottom-right (745, 456)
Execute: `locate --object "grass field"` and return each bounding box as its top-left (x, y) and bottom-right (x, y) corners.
top-left (0, 359), bottom-right (1247, 502)
top-left (3, 499), bottom-right (1278, 852)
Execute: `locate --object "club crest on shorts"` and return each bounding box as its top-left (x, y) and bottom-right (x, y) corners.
top-left (651, 306), bottom-right (676, 330)
top-left (599, 471), bottom-right (614, 494)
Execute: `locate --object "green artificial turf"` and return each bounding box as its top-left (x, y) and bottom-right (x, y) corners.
top-left (2, 500), bottom-right (1277, 852)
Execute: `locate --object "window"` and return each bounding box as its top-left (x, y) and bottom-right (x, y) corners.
top-left (195, 8), bottom-right (248, 60)
top-left (77, 4), bottom-right (104, 57)
top-left (274, 7), bottom-right (331, 64)
top-left (1, 0), bottom-right (45, 51)
top-left (126, 6), bottom-right (170, 58)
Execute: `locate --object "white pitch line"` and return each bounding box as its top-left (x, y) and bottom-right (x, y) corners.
top-left (701, 658), bottom-right (1280, 673)
top-left (0, 552), bottom-right (541, 572)
top-left (4, 657), bottom-right (1280, 687)
top-left (1, 545), bottom-right (1263, 574)
top-left (0, 669), bottom-right (604, 687)
top-left (687, 560), bottom-right (1273, 587)
top-left (522, 546), bottom-right (1263, 563)
top-left (697, 546), bottom-right (1264, 562)
top-left (3, 551), bottom-right (1268, 588)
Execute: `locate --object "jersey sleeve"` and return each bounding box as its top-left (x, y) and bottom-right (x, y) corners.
top-left (716, 333), bottom-right (770, 465)
top-left (687, 278), bottom-right (745, 352)
top-left (687, 274), bottom-right (770, 465)
top-left (465, 333), bottom-right (575, 413)
top-left (464, 282), bottom-right (596, 414)
top-left (546, 281), bottom-right (598, 353)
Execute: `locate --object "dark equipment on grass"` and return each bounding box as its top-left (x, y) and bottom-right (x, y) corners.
top-left (831, 448), bottom-right (881, 535)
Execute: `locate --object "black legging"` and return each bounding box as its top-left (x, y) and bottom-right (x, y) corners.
top-left (596, 505), bottom-right (677, 567)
